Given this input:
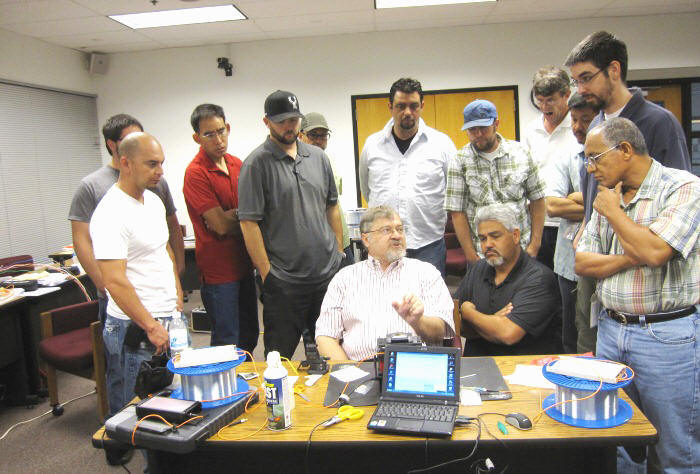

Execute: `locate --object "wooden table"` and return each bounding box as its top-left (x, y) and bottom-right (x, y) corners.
top-left (93, 355), bottom-right (657, 474)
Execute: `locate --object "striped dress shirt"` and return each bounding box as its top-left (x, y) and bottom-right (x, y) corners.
top-left (315, 256), bottom-right (455, 361)
top-left (578, 160), bottom-right (700, 314)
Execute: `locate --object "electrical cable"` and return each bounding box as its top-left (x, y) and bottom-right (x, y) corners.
top-left (305, 417), bottom-right (334, 474)
top-left (0, 389), bottom-right (96, 441)
top-left (406, 420), bottom-right (481, 473)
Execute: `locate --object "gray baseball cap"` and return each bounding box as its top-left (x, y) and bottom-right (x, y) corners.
top-left (301, 112), bottom-right (330, 133)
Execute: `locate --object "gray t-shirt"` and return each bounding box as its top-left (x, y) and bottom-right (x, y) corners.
top-left (238, 137), bottom-right (341, 284)
top-left (68, 165), bottom-right (176, 222)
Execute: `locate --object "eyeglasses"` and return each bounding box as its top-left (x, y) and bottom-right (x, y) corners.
top-left (306, 131), bottom-right (330, 140)
top-left (200, 127), bottom-right (228, 140)
top-left (364, 225), bottom-right (407, 236)
top-left (584, 144), bottom-right (619, 168)
top-left (534, 96), bottom-right (560, 108)
top-left (571, 65), bottom-right (608, 88)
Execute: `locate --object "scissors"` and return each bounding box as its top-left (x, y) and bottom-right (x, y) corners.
top-left (322, 405), bottom-right (365, 427)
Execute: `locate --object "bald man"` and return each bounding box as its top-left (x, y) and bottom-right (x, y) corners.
top-left (90, 132), bottom-right (183, 416)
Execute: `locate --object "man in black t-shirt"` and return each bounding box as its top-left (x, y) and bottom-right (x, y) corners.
top-left (456, 204), bottom-right (562, 356)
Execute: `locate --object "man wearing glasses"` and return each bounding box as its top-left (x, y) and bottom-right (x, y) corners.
top-left (183, 104), bottom-right (258, 353)
top-left (576, 118), bottom-right (699, 474)
top-left (315, 206), bottom-right (454, 361)
top-left (565, 31), bottom-right (691, 363)
top-left (360, 78), bottom-right (457, 277)
top-left (299, 112), bottom-right (353, 266)
top-left (523, 66), bottom-right (580, 271)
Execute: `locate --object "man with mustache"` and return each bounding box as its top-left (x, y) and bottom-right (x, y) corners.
top-left (315, 206), bottom-right (455, 361)
top-left (575, 118), bottom-right (699, 474)
top-left (238, 90), bottom-right (343, 358)
top-left (455, 204), bottom-right (561, 356)
top-left (523, 66), bottom-right (579, 271)
top-left (446, 100), bottom-right (546, 266)
top-left (360, 78), bottom-right (456, 276)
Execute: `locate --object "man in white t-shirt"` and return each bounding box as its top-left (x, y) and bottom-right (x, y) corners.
top-left (90, 132), bottom-right (182, 416)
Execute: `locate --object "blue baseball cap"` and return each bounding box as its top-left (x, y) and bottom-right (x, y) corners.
top-left (461, 99), bottom-right (498, 130)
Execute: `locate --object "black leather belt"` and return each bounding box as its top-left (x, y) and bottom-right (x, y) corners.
top-left (606, 306), bottom-right (696, 325)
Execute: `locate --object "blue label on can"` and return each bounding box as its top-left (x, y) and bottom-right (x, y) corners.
top-left (265, 376), bottom-right (291, 430)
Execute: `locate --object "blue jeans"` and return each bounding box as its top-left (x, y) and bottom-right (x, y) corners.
top-left (103, 314), bottom-right (156, 417)
top-left (97, 293), bottom-right (108, 325)
top-left (200, 274), bottom-right (258, 353)
top-left (406, 237), bottom-right (446, 277)
top-left (596, 308), bottom-right (699, 474)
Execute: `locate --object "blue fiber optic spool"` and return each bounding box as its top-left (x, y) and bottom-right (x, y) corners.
top-left (167, 349), bottom-right (249, 409)
top-left (541, 358), bottom-right (634, 428)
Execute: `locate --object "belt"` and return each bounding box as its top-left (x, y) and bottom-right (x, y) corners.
top-left (606, 306), bottom-right (696, 325)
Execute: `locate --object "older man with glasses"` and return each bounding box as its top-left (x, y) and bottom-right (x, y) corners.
top-left (315, 205), bottom-right (455, 361)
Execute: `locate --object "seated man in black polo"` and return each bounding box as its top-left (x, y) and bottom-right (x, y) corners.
top-left (456, 203), bottom-right (562, 356)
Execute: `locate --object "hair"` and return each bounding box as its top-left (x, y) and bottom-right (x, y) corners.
top-left (389, 78), bottom-right (423, 104)
top-left (567, 92), bottom-right (599, 113)
top-left (564, 31), bottom-right (628, 82)
top-left (102, 114), bottom-right (143, 154)
top-left (593, 117), bottom-right (648, 156)
top-left (474, 204), bottom-right (519, 233)
top-left (532, 66), bottom-right (570, 97)
top-left (360, 205), bottom-right (400, 233)
top-left (190, 103), bottom-right (226, 133)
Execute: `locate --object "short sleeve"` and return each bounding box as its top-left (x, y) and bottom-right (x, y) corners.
top-left (183, 166), bottom-right (221, 216)
top-left (315, 271), bottom-right (347, 339)
top-left (154, 178), bottom-right (177, 216)
top-left (648, 180), bottom-right (700, 259)
top-left (238, 159), bottom-right (265, 221)
top-left (323, 152), bottom-right (338, 206)
top-left (68, 180), bottom-right (97, 222)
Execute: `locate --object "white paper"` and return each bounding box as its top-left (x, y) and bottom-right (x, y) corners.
top-left (330, 366), bottom-right (370, 383)
top-left (547, 356), bottom-right (625, 384)
top-left (504, 364), bottom-right (556, 389)
top-left (459, 388), bottom-right (482, 406)
top-left (305, 374), bottom-right (322, 386)
top-left (38, 273), bottom-right (69, 286)
top-left (174, 344), bottom-right (238, 368)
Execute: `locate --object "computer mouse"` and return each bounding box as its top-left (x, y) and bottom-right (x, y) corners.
top-left (504, 412), bottom-right (532, 430)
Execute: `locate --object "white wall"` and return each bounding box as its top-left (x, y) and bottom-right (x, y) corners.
top-left (93, 12), bottom-right (700, 233)
top-left (0, 29), bottom-right (95, 94)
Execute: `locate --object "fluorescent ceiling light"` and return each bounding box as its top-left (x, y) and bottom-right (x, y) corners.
top-left (376, 0), bottom-right (495, 8)
top-left (110, 5), bottom-right (246, 29)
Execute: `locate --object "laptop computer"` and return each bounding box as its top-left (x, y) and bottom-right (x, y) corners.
top-left (367, 344), bottom-right (460, 437)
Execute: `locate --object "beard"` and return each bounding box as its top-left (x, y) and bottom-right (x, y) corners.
top-left (484, 252), bottom-right (504, 267)
top-left (400, 116), bottom-right (416, 130)
top-left (270, 127), bottom-right (297, 145)
top-left (472, 136), bottom-right (498, 153)
top-left (385, 247), bottom-right (407, 264)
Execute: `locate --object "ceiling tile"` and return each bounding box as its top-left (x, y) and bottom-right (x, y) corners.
top-left (43, 29), bottom-right (153, 49)
top-left (79, 40), bottom-right (165, 54)
top-left (376, 15), bottom-right (488, 31)
top-left (484, 8), bottom-right (601, 23)
top-left (137, 19), bottom-right (263, 41)
top-left (254, 10), bottom-right (374, 31)
top-left (593, 3), bottom-right (700, 16)
top-left (0, 0), bottom-right (92, 24)
top-left (236, 0), bottom-right (371, 18)
top-left (0, 15), bottom-right (126, 38)
top-left (491, 0), bottom-right (611, 14)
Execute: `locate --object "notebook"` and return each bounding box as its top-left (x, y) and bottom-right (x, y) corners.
top-left (367, 344), bottom-right (460, 437)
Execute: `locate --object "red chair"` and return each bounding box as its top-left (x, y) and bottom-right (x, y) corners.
top-left (39, 300), bottom-right (108, 422)
top-left (444, 215), bottom-right (468, 277)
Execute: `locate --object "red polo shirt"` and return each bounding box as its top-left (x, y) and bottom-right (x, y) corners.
top-left (183, 148), bottom-right (252, 283)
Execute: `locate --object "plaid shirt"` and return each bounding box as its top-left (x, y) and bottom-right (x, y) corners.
top-left (578, 160), bottom-right (700, 313)
top-left (445, 134), bottom-right (545, 254)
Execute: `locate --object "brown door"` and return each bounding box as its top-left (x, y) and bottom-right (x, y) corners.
top-left (641, 84), bottom-right (682, 124)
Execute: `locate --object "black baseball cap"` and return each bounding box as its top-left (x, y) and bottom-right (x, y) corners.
top-left (264, 90), bottom-right (303, 123)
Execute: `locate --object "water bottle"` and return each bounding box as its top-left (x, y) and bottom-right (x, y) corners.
top-left (264, 351), bottom-right (292, 430)
top-left (169, 310), bottom-right (190, 356)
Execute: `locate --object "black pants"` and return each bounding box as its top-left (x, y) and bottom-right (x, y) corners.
top-left (558, 275), bottom-right (577, 353)
top-left (261, 273), bottom-right (333, 359)
top-left (536, 226), bottom-right (558, 270)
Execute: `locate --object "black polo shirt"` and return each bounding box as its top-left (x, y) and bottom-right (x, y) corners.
top-left (455, 251), bottom-right (561, 356)
top-left (238, 137), bottom-right (341, 284)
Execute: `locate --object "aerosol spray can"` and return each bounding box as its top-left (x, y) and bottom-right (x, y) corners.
top-left (264, 351), bottom-right (292, 430)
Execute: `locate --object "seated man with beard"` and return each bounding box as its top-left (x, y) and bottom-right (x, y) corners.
top-left (456, 204), bottom-right (562, 356)
top-left (315, 205), bottom-right (455, 361)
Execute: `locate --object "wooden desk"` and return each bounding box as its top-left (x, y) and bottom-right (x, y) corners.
top-left (94, 356), bottom-right (657, 474)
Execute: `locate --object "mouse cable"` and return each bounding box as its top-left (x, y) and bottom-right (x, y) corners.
top-left (406, 420), bottom-right (481, 474)
top-left (305, 417), bottom-right (334, 474)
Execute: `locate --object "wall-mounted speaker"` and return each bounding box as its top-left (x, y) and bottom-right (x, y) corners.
top-left (89, 53), bottom-right (109, 75)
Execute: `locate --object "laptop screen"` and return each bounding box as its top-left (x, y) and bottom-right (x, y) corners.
top-left (384, 346), bottom-right (458, 400)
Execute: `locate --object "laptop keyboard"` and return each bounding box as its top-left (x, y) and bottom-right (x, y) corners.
top-left (376, 401), bottom-right (456, 422)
